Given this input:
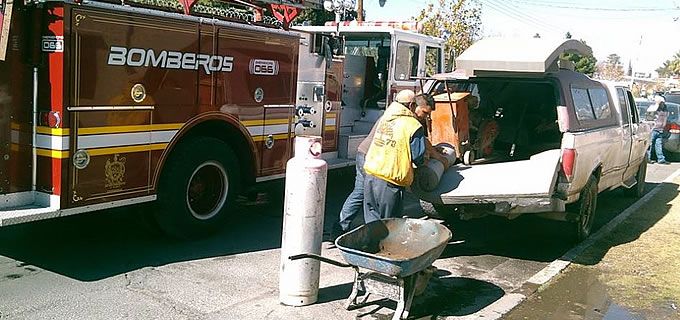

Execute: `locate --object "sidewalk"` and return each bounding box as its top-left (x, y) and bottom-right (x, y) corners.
top-left (505, 174), bottom-right (680, 319)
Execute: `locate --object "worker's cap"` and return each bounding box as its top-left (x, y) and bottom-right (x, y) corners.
top-left (395, 89), bottom-right (416, 104)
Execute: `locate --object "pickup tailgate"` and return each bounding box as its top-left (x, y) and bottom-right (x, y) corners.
top-left (417, 149), bottom-right (562, 204)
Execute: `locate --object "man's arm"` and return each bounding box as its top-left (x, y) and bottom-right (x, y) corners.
top-left (410, 127), bottom-right (427, 167)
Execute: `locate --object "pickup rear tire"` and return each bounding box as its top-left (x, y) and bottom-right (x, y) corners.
top-left (575, 175), bottom-right (598, 241)
top-left (624, 161), bottom-right (646, 198)
top-left (155, 137), bottom-right (240, 239)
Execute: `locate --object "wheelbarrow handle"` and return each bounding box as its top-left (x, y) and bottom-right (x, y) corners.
top-left (289, 253), bottom-right (353, 269)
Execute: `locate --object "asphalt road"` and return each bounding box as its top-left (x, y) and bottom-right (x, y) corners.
top-left (0, 162), bottom-right (677, 319)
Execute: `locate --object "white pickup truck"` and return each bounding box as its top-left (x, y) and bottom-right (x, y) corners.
top-left (417, 38), bottom-right (652, 241)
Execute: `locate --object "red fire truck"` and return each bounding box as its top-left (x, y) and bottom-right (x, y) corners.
top-left (0, 0), bottom-right (444, 237)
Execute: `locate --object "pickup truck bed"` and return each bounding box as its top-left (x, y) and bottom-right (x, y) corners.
top-left (415, 149), bottom-right (564, 216)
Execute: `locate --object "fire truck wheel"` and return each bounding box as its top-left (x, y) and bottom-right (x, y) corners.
top-left (156, 137), bottom-right (240, 239)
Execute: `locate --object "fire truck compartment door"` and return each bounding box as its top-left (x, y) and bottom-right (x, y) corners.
top-left (455, 38), bottom-right (592, 76)
top-left (0, 0), bottom-right (14, 61)
top-left (69, 111), bottom-right (153, 205)
top-left (259, 107), bottom-right (293, 176)
top-left (416, 149), bottom-right (561, 205)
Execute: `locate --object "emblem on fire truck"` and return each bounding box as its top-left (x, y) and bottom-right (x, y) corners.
top-left (131, 83), bottom-right (147, 103)
top-left (254, 88), bottom-right (264, 103)
top-left (105, 154), bottom-right (127, 190)
top-left (73, 150), bottom-right (90, 170)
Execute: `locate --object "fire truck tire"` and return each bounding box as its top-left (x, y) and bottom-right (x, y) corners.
top-left (155, 137), bottom-right (240, 239)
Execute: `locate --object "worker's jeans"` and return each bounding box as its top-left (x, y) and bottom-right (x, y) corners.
top-left (338, 153), bottom-right (366, 231)
top-left (363, 174), bottom-right (404, 224)
top-left (648, 129), bottom-right (667, 163)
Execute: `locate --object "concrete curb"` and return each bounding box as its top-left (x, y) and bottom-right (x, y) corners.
top-left (458, 167), bottom-right (680, 320)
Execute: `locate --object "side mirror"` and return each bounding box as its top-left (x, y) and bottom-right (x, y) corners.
top-left (323, 40), bottom-right (333, 66)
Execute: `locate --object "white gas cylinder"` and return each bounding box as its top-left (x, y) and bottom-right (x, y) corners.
top-left (279, 136), bottom-right (328, 306)
top-left (415, 144), bottom-right (457, 191)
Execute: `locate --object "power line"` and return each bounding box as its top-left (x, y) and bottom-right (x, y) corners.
top-left (482, 0), bottom-right (555, 34)
top-left (507, 0), bottom-right (680, 12)
top-left (482, 0), bottom-right (563, 34)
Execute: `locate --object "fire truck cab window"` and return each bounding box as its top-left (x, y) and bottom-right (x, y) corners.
top-left (425, 46), bottom-right (442, 76)
top-left (394, 41), bottom-right (419, 81)
top-left (343, 33), bottom-right (391, 108)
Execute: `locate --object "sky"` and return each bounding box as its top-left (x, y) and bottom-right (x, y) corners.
top-left (360, 0), bottom-right (680, 75)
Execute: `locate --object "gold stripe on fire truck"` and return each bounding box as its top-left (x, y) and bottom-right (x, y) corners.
top-left (77, 124), bottom-right (184, 135)
top-left (36, 127), bottom-right (70, 136)
top-left (324, 125), bottom-right (336, 131)
top-left (36, 148), bottom-right (69, 159)
top-left (251, 134), bottom-right (293, 142)
top-left (86, 143), bottom-right (168, 156)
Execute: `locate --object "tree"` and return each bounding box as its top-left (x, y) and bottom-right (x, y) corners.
top-left (597, 53), bottom-right (625, 81)
top-left (414, 0), bottom-right (482, 73)
top-left (292, 9), bottom-right (336, 25)
top-left (656, 51), bottom-right (680, 78)
top-left (292, 8), bottom-right (358, 25)
top-left (559, 39), bottom-right (597, 76)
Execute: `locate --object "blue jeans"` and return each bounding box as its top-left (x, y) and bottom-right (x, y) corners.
top-left (648, 129), bottom-right (666, 162)
top-left (363, 174), bottom-right (404, 224)
top-left (338, 153), bottom-right (366, 231)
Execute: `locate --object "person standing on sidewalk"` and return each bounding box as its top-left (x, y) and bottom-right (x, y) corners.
top-left (362, 90), bottom-right (431, 224)
top-left (647, 96), bottom-right (670, 164)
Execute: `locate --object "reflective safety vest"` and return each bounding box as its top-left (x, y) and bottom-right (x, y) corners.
top-left (363, 102), bottom-right (422, 186)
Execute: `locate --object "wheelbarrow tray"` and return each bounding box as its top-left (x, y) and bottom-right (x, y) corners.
top-left (335, 218), bottom-right (452, 278)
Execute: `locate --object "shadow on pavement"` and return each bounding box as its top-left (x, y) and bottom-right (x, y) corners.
top-left (348, 276), bottom-right (504, 319)
top-left (428, 181), bottom-right (670, 264)
top-left (410, 276), bottom-right (504, 318)
top-left (0, 170), bottom-right (356, 282)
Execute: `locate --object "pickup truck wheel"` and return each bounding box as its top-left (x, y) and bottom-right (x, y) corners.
top-left (624, 161), bottom-right (646, 198)
top-left (155, 137), bottom-right (240, 239)
top-left (463, 150), bottom-right (475, 165)
top-left (575, 176), bottom-right (598, 241)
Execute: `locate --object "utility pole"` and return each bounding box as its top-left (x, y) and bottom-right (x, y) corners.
top-left (357, 0), bottom-right (363, 22)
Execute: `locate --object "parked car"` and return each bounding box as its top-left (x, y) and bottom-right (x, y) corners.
top-left (417, 38), bottom-right (652, 241)
top-left (636, 99), bottom-right (680, 156)
top-left (665, 91), bottom-right (680, 105)
top-left (635, 99), bottom-right (652, 121)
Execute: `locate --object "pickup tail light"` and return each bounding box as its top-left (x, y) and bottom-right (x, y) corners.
top-left (667, 122), bottom-right (680, 134)
top-left (562, 148), bottom-right (576, 180)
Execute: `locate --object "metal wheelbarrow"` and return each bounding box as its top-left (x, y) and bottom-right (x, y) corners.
top-left (290, 218), bottom-right (452, 320)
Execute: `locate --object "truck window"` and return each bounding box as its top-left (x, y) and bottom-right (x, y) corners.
top-left (571, 87), bottom-right (595, 121)
top-left (625, 90), bottom-right (640, 124)
top-left (588, 88), bottom-right (611, 119)
top-left (425, 46), bottom-right (441, 76)
top-left (394, 41), bottom-right (419, 81)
